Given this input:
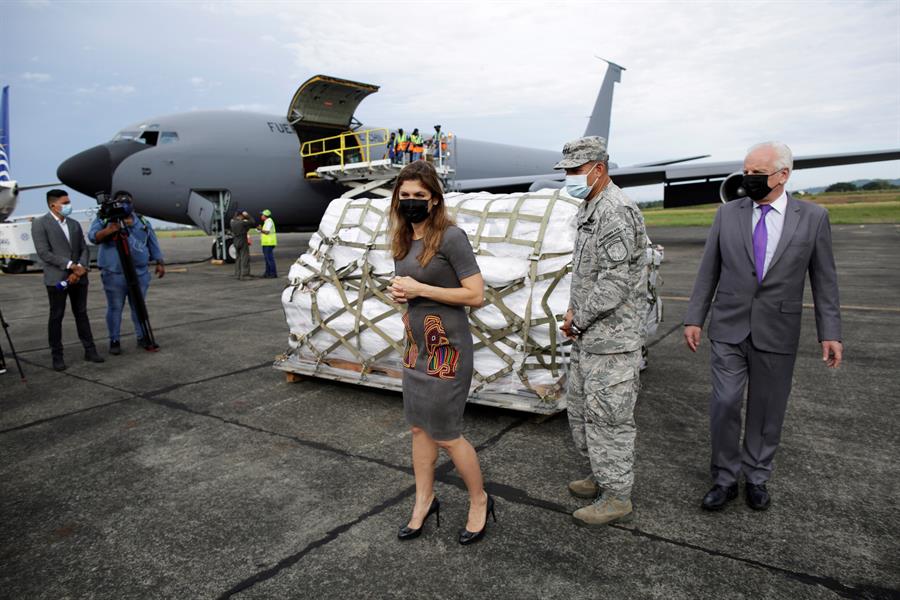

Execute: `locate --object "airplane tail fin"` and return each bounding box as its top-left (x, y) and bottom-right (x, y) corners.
top-left (583, 58), bottom-right (625, 142)
top-left (1, 85), bottom-right (9, 182)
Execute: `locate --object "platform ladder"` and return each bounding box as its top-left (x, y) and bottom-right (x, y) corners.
top-left (301, 128), bottom-right (455, 199)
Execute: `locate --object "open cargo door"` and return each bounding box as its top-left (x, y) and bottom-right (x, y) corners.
top-left (287, 75), bottom-right (380, 178)
top-left (287, 75), bottom-right (379, 136)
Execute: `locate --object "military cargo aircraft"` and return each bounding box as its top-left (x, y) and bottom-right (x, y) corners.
top-left (53, 62), bottom-right (900, 259)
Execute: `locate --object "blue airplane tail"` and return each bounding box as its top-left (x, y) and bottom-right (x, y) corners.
top-left (0, 85), bottom-right (9, 182)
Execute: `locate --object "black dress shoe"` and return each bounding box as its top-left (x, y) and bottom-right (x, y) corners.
top-left (109, 340), bottom-right (121, 355)
top-left (84, 349), bottom-right (105, 363)
top-left (745, 483), bottom-right (771, 511)
top-left (398, 497), bottom-right (440, 540)
top-left (459, 494), bottom-right (496, 546)
top-left (52, 356), bottom-right (67, 371)
top-left (701, 483), bottom-right (738, 511)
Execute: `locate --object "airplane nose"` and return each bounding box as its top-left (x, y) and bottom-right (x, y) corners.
top-left (57, 141), bottom-right (150, 198)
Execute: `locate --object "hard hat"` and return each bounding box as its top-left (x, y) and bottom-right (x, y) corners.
top-left (262, 209), bottom-right (272, 216)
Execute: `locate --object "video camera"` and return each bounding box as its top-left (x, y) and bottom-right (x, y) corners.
top-left (96, 191), bottom-right (135, 222)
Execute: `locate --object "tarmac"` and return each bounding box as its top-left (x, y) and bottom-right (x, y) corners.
top-left (0, 224), bottom-right (898, 600)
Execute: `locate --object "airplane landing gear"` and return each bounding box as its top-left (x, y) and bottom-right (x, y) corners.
top-left (211, 237), bottom-right (236, 263)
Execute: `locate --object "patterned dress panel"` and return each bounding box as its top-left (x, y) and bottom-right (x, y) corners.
top-left (402, 312), bottom-right (418, 369)
top-left (424, 314), bottom-right (459, 379)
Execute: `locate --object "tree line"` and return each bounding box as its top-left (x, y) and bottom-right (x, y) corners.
top-left (825, 180), bottom-right (899, 193)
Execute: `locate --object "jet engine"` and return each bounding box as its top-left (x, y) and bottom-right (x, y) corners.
top-left (719, 172), bottom-right (746, 203)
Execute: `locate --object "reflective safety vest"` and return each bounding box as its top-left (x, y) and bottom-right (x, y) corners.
top-left (396, 133), bottom-right (409, 151)
top-left (260, 217), bottom-right (277, 246)
top-left (410, 134), bottom-right (423, 152)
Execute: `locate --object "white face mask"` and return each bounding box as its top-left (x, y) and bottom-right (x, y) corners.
top-left (565, 175), bottom-right (591, 199)
top-left (564, 164), bottom-right (599, 199)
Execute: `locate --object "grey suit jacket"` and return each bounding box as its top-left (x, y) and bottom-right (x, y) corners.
top-left (31, 213), bottom-right (91, 287)
top-left (684, 194), bottom-right (841, 355)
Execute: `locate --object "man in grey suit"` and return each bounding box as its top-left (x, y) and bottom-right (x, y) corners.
top-left (229, 210), bottom-right (255, 280)
top-left (31, 189), bottom-right (104, 371)
top-left (684, 142), bottom-right (842, 511)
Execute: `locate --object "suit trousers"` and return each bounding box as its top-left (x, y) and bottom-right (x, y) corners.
top-left (709, 337), bottom-right (797, 486)
top-left (46, 282), bottom-right (96, 357)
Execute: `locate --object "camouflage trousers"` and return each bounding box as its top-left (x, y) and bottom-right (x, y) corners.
top-left (567, 345), bottom-right (642, 498)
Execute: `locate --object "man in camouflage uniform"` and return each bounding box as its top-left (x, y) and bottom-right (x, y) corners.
top-left (556, 136), bottom-right (649, 527)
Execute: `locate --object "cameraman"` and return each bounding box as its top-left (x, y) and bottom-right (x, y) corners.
top-left (88, 192), bottom-right (165, 354)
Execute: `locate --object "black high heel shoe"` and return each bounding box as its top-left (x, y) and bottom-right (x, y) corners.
top-left (458, 493), bottom-right (496, 545)
top-left (397, 497), bottom-right (440, 540)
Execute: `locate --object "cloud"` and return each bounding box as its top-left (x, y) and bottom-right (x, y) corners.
top-left (223, 1), bottom-right (898, 164)
top-left (22, 72), bottom-right (51, 83)
top-left (106, 84), bottom-right (136, 95)
top-left (189, 76), bottom-right (221, 92)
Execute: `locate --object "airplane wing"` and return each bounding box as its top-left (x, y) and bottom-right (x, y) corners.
top-left (17, 182), bottom-right (61, 191)
top-left (456, 173), bottom-right (563, 193)
top-left (457, 148), bottom-right (900, 206)
top-left (628, 155), bottom-right (710, 168)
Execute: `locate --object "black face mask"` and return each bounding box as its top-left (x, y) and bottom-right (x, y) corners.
top-left (742, 173), bottom-right (777, 201)
top-left (399, 199), bottom-right (430, 223)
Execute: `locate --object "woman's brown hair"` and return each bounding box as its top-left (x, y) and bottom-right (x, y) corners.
top-left (390, 161), bottom-right (455, 267)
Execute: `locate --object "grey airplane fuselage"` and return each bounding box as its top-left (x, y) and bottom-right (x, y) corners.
top-left (93, 110), bottom-right (560, 230)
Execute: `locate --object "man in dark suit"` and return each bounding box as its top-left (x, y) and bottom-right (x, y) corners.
top-left (684, 142), bottom-right (842, 511)
top-left (31, 189), bottom-right (104, 371)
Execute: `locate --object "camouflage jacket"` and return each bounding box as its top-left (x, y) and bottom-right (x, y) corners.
top-left (570, 182), bottom-right (649, 354)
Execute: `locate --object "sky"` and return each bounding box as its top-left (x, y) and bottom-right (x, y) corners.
top-left (3, 0), bottom-right (899, 215)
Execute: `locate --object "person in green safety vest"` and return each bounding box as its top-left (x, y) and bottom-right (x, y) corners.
top-left (396, 128), bottom-right (410, 165)
top-left (410, 129), bottom-right (424, 161)
top-left (257, 209), bottom-right (278, 278)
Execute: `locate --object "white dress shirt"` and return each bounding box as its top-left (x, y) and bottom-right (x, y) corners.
top-left (751, 190), bottom-right (787, 277)
top-left (49, 211), bottom-right (76, 270)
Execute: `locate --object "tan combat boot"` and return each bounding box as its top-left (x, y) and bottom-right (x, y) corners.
top-left (568, 475), bottom-right (600, 499)
top-left (572, 494), bottom-right (633, 528)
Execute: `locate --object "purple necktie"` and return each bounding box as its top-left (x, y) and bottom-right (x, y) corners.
top-left (753, 204), bottom-right (773, 283)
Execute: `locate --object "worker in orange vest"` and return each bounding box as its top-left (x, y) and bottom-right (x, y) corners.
top-left (396, 128), bottom-right (409, 164)
top-left (410, 128), bottom-right (424, 161)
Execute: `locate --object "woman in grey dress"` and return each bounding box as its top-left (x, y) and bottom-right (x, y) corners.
top-left (387, 161), bottom-right (496, 545)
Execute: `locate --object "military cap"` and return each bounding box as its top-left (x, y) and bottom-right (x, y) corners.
top-left (553, 136), bottom-right (608, 169)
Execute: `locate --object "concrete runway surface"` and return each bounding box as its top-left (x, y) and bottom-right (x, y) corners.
top-left (0, 225), bottom-right (897, 599)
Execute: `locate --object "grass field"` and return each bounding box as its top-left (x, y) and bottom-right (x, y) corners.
top-left (642, 191), bottom-right (900, 227)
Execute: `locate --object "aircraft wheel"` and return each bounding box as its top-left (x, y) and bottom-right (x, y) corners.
top-left (211, 239), bottom-right (236, 264)
top-left (2, 260), bottom-right (28, 275)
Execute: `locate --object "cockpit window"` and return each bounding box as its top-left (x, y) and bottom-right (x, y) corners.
top-left (113, 131), bottom-right (140, 142)
top-left (159, 132), bottom-right (179, 145)
top-left (139, 131), bottom-right (159, 146)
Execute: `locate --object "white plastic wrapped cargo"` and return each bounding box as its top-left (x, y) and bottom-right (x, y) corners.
top-left (275, 190), bottom-right (663, 414)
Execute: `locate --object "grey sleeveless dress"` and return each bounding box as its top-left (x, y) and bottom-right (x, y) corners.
top-left (394, 225), bottom-right (481, 440)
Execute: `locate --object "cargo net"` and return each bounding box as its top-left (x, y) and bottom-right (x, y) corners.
top-left (280, 190), bottom-right (663, 406)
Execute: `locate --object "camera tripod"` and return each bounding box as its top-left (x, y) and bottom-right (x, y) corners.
top-left (0, 304), bottom-right (26, 381)
top-left (111, 221), bottom-right (158, 351)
